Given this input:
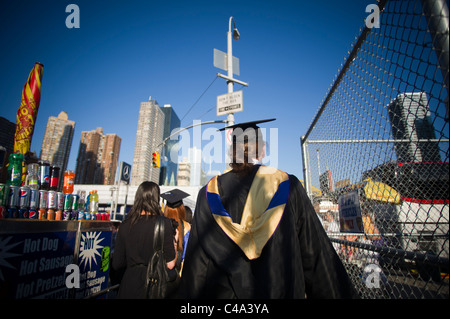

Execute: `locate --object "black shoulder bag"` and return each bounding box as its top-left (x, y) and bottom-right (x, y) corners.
top-left (146, 215), bottom-right (180, 299)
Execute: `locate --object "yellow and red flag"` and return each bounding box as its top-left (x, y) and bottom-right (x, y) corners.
top-left (13, 62), bottom-right (44, 155)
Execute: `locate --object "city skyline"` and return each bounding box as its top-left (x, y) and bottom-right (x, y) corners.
top-left (0, 0), bottom-right (378, 181)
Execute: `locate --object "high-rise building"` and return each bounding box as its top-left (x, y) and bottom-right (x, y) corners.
top-left (388, 92), bottom-right (441, 163)
top-left (177, 157), bottom-right (191, 186)
top-left (0, 116), bottom-right (16, 154)
top-left (75, 127), bottom-right (121, 185)
top-left (0, 117), bottom-right (16, 180)
top-left (160, 104), bottom-right (180, 186)
top-left (131, 97), bottom-right (165, 185)
top-left (188, 147), bottom-right (202, 186)
top-left (40, 111), bottom-right (75, 188)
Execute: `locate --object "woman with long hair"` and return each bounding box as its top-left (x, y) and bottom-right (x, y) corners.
top-left (111, 181), bottom-right (178, 299)
top-left (161, 189), bottom-right (191, 272)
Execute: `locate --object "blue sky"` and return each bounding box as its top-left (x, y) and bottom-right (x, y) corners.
top-left (0, 0), bottom-right (375, 180)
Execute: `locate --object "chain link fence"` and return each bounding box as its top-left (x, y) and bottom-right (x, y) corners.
top-left (301, 0), bottom-right (449, 298)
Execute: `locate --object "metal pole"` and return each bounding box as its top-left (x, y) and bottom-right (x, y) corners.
top-left (300, 136), bottom-right (312, 199)
top-left (421, 0), bottom-right (449, 118)
top-left (227, 17), bottom-right (235, 128)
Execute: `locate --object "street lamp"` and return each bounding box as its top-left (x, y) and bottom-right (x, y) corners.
top-left (227, 16), bottom-right (240, 127)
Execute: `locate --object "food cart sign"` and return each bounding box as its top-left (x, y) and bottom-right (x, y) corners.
top-left (217, 90), bottom-right (243, 116)
top-left (338, 191), bottom-right (364, 233)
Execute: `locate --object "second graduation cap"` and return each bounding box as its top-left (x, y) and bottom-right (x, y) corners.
top-left (161, 188), bottom-right (190, 208)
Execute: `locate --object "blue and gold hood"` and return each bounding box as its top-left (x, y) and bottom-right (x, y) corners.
top-left (206, 166), bottom-right (290, 260)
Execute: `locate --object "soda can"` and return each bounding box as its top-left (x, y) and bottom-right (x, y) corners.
top-left (63, 210), bottom-right (72, 221)
top-left (77, 211), bottom-right (85, 220)
top-left (29, 189), bottom-right (39, 209)
top-left (9, 185), bottom-right (20, 208)
top-left (47, 209), bottom-right (55, 220)
top-left (28, 208), bottom-right (38, 219)
top-left (72, 194), bottom-right (79, 211)
top-left (70, 211), bottom-right (78, 220)
top-left (19, 186), bottom-right (31, 209)
top-left (19, 208), bottom-right (29, 219)
top-left (90, 212), bottom-right (97, 220)
top-left (84, 211), bottom-right (91, 220)
top-left (0, 206), bottom-right (7, 219)
top-left (0, 184), bottom-right (10, 206)
top-left (55, 210), bottom-right (63, 221)
top-left (57, 192), bottom-right (65, 210)
top-left (38, 208), bottom-right (47, 220)
top-left (39, 190), bottom-right (48, 209)
top-left (8, 207), bottom-right (18, 218)
top-left (64, 194), bottom-right (73, 211)
top-left (48, 191), bottom-right (57, 209)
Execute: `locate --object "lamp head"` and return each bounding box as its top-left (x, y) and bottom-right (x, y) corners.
top-left (233, 27), bottom-right (240, 40)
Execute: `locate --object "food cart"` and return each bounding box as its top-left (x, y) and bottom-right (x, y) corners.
top-left (0, 219), bottom-right (120, 299)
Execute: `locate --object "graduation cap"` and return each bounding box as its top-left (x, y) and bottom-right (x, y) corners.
top-left (160, 188), bottom-right (190, 208)
top-left (218, 118), bottom-right (276, 145)
top-left (217, 118), bottom-right (276, 132)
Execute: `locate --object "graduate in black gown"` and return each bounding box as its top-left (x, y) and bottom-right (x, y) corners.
top-left (179, 119), bottom-right (358, 299)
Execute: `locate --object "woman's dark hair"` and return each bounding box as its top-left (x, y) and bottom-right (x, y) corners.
top-left (127, 181), bottom-right (161, 226)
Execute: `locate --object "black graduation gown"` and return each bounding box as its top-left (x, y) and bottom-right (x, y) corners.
top-left (178, 165), bottom-right (358, 299)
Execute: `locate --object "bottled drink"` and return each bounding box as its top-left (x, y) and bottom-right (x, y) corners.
top-left (50, 165), bottom-right (60, 191)
top-left (39, 160), bottom-right (50, 190)
top-left (63, 170), bottom-right (75, 194)
top-left (85, 191), bottom-right (91, 212)
top-left (7, 153), bottom-right (23, 186)
top-left (89, 190), bottom-right (99, 216)
top-left (27, 163), bottom-right (39, 189)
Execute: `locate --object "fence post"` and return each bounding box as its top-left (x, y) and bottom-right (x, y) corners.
top-left (421, 0), bottom-right (449, 118)
top-left (300, 136), bottom-right (311, 199)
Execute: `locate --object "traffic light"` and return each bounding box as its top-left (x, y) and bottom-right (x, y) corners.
top-left (152, 152), bottom-right (160, 168)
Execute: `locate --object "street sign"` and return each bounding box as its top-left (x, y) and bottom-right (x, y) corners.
top-left (217, 90), bottom-right (243, 116)
top-left (119, 161), bottom-right (131, 184)
top-left (213, 49), bottom-right (240, 76)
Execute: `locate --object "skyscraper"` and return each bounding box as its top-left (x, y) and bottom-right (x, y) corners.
top-left (40, 111), bottom-right (75, 187)
top-left (131, 97), bottom-right (165, 185)
top-left (388, 92), bottom-right (441, 163)
top-left (75, 127), bottom-right (121, 185)
top-left (160, 104), bottom-right (180, 185)
top-left (188, 147), bottom-right (202, 186)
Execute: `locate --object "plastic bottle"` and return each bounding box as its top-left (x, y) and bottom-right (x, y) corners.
top-left (50, 165), bottom-right (60, 191)
top-left (7, 153), bottom-right (23, 186)
top-left (39, 160), bottom-right (50, 190)
top-left (63, 170), bottom-right (75, 194)
top-left (89, 190), bottom-right (99, 217)
top-left (26, 163), bottom-right (39, 189)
